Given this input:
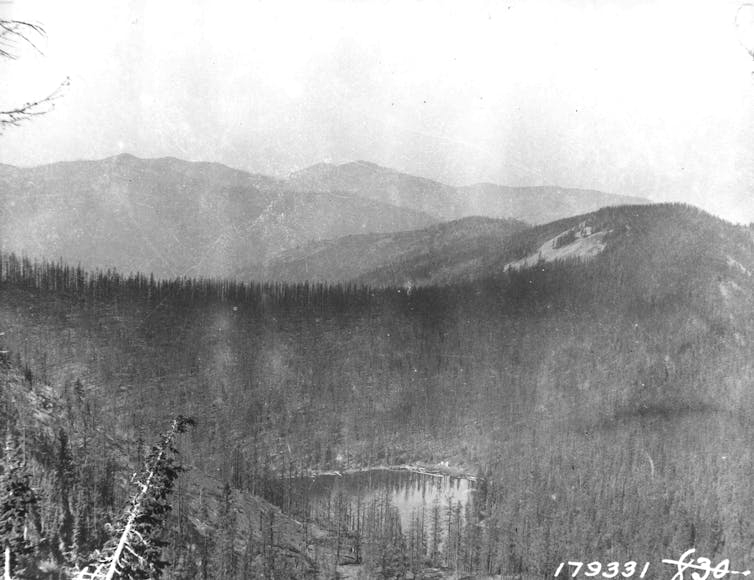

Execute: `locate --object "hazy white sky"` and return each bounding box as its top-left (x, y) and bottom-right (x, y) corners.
top-left (1, 0), bottom-right (754, 222)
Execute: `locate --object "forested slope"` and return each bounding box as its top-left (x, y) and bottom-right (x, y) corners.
top-left (1, 203), bottom-right (753, 577)
top-left (0, 354), bottom-right (335, 578)
top-left (261, 216), bottom-right (528, 283)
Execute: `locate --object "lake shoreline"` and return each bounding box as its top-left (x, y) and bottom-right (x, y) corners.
top-left (304, 461), bottom-right (479, 481)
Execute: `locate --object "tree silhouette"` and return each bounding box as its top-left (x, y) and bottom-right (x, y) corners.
top-left (0, 19), bottom-right (69, 131)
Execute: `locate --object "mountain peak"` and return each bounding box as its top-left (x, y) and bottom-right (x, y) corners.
top-left (340, 160), bottom-right (392, 172)
top-left (289, 160), bottom-right (392, 181)
top-left (108, 152), bottom-right (140, 163)
top-left (288, 161), bottom-right (336, 180)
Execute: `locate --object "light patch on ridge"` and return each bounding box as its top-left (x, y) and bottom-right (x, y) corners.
top-left (505, 223), bottom-right (608, 271)
top-left (726, 255), bottom-right (751, 276)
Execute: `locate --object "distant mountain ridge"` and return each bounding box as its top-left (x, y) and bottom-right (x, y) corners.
top-left (0, 154), bottom-right (436, 279)
top-left (287, 160), bottom-right (466, 220)
top-left (287, 160), bottom-right (650, 224)
top-left (0, 153), bottom-right (650, 280)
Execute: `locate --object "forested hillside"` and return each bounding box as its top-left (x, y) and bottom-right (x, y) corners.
top-left (261, 216), bottom-right (528, 283)
top-left (1, 203), bottom-right (753, 578)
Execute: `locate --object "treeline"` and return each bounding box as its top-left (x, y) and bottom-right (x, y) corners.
top-left (0, 253), bottom-right (379, 314)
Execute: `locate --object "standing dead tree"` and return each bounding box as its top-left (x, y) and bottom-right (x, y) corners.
top-left (72, 416), bottom-right (195, 580)
top-left (0, 19), bottom-right (69, 131)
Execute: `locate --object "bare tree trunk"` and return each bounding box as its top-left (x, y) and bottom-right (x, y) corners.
top-left (73, 416), bottom-right (192, 580)
top-left (101, 423), bottom-right (174, 580)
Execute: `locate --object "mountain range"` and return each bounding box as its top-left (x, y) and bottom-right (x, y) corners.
top-left (288, 160), bottom-right (649, 224)
top-left (0, 154), bottom-right (435, 279)
top-left (0, 154), bottom-right (649, 280)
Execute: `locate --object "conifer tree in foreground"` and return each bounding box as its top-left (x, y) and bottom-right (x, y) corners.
top-left (0, 433), bottom-right (37, 580)
top-left (73, 416), bottom-right (194, 580)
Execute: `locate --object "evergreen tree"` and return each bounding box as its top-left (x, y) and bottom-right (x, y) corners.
top-left (0, 433), bottom-right (37, 580)
top-left (73, 415), bottom-right (194, 580)
top-left (54, 428), bottom-right (75, 562)
top-left (70, 486), bottom-right (91, 569)
top-left (213, 482), bottom-right (237, 579)
top-left (378, 506), bottom-right (408, 579)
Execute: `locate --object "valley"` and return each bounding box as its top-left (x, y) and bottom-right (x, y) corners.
top-left (2, 200), bottom-right (754, 578)
top-left (1, 0), bottom-right (749, 576)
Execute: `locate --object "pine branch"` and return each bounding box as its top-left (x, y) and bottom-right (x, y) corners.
top-left (0, 19), bottom-right (70, 131)
top-left (0, 20), bottom-right (45, 60)
top-left (0, 77), bottom-right (70, 132)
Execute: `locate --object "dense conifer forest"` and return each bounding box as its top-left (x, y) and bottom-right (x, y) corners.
top-left (1, 203), bottom-right (754, 578)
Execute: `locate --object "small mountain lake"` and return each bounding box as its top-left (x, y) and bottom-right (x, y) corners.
top-left (275, 468), bottom-right (479, 555)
